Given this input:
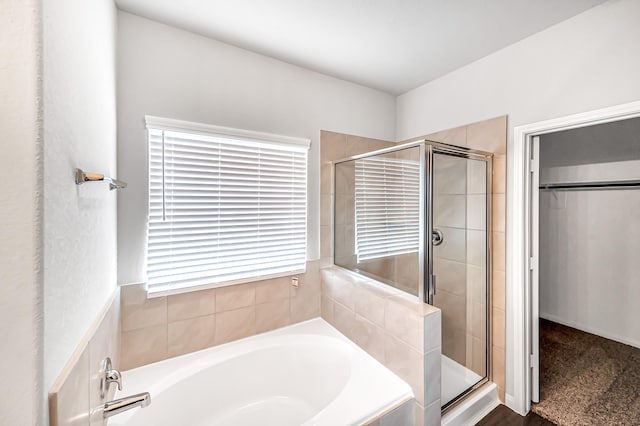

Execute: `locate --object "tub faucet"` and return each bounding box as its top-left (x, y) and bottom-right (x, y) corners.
top-left (103, 392), bottom-right (151, 419)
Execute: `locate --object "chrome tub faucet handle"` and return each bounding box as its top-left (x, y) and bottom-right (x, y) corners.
top-left (101, 357), bottom-right (122, 398)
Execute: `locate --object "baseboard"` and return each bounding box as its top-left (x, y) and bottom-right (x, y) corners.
top-left (539, 312), bottom-right (640, 349)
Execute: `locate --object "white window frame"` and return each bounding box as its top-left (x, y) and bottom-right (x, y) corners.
top-left (145, 116), bottom-right (311, 297)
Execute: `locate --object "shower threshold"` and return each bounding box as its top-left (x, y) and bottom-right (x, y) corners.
top-left (442, 355), bottom-right (482, 406)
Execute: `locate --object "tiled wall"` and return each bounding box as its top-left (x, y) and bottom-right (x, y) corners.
top-left (49, 288), bottom-right (121, 426)
top-left (424, 116), bottom-right (507, 401)
top-left (321, 266), bottom-right (442, 426)
top-left (119, 261), bottom-right (321, 370)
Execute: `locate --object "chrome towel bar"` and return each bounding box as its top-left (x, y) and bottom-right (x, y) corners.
top-left (75, 168), bottom-right (127, 190)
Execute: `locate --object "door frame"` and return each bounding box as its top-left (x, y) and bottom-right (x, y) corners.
top-left (506, 100), bottom-right (640, 415)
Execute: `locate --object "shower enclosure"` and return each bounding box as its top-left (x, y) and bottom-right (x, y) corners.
top-left (333, 140), bottom-right (492, 410)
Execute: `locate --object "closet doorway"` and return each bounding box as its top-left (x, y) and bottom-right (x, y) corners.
top-left (529, 117), bottom-right (640, 425)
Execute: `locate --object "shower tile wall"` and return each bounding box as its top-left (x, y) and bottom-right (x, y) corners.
top-left (320, 130), bottom-right (396, 270)
top-left (425, 115), bottom-right (507, 401)
top-left (119, 261), bottom-right (321, 370)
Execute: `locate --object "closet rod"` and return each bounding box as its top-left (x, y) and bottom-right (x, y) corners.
top-left (540, 179), bottom-right (640, 191)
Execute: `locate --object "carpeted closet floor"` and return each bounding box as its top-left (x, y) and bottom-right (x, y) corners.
top-left (532, 319), bottom-right (640, 425)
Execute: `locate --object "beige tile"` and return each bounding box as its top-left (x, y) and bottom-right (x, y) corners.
top-left (335, 193), bottom-right (354, 226)
top-left (368, 139), bottom-right (394, 152)
top-left (385, 292), bottom-right (439, 317)
top-left (433, 226), bottom-right (466, 263)
top-left (353, 314), bottom-right (386, 363)
top-left (424, 348), bottom-right (441, 406)
top-left (467, 116), bottom-right (507, 154)
top-left (492, 307), bottom-right (505, 349)
top-left (434, 290), bottom-right (466, 334)
top-left (167, 288), bottom-right (216, 322)
top-left (467, 264), bottom-right (487, 303)
top-left (167, 314), bottom-right (216, 357)
top-left (467, 159), bottom-right (488, 195)
top-left (320, 130), bottom-right (346, 162)
top-left (215, 283), bottom-right (255, 312)
top-left (492, 270), bottom-right (506, 310)
top-left (320, 162), bottom-right (332, 195)
top-left (492, 193), bottom-right (505, 233)
top-left (492, 345), bottom-right (506, 391)
top-left (321, 294), bottom-right (334, 324)
top-left (255, 298), bottom-right (291, 334)
top-left (290, 268), bottom-right (321, 323)
top-left (89, 294), bottom-right (120, 424)
top-left (325, 271), bottom-right (356, 310)
top-left (214, 306), bottom-right (256, 345)
top-left (354, 285), bottom-right (386, 328)
top-left (424, 399), bottom-right (441, 426)
top-left (415, 403), bottom-right (424, 426)
top-left (346, 135), bottom-right (371, 156)
top-left (424, 309), bottom-right (442, 353)
top-left (320, 194), bottom-right (332, 226)
top-left (434, 194), bottom-right (466, 228)
top-left (255, 277), bottom-right (289, 304)
top-left (50, 347), bottom-right (90, 426)
top-left (442, 326), bottom-right (466, 366)
top-left (467, 194), bottom-right (487, 231)
top-left (379, 399), bottom-right (415, 426)
top-left (492, 231), bottom-right (506, 272)
top-left (385, 334), bottom-right (425, 405)
top-left (434, 257), bottom-right (466, 297)
top-left (121, 324), bottom-right (167, 370)
top-left (471, 336), bottom-right (487, 377)
top-left (320, 225), bottom-right (332, 259)
top-left (426, 125), bottom-right (467, 147)
top-left (434, 155), bottom-right (467, 195)
top-left (493, 155), bottom-right (506, 194)
top-left (385, 298), bottom-right (424, 353)
top-left (121, 284), bottom-right (167, 332)
top-left (333, 301), bottom-right (356, 340)
top-left (335, 161), bottom-right (354, 195)
top-left (470, 301), bottom-right (487, 341)
top-left (467, 229), bottom-right (487, 267)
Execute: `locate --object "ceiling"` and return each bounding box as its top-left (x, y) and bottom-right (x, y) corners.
top-left (115, 0), bottom-right (607, 95)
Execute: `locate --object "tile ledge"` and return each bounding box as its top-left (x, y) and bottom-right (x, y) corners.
top-left (321, 265), bottom-right (439, 317)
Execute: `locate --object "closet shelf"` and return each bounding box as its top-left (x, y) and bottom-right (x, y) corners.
top-left (540, 179), bottom-right (640, 191)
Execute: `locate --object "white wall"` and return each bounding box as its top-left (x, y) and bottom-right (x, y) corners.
top-left (43, 0), bottom-right (118, 400)
top-left (0, 2), bottom-right (43, 424)
top-left (395, 0), bottom-right (640, 399)
top-left (397, 0), bottom-right (640, 141)
top-left (539, 118), bottom-right (640, 347)
top-left (116, 11), bottom-right (396, 285)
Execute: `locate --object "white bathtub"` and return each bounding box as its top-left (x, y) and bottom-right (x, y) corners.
top-left (110, 318), bottom-right (413, 426)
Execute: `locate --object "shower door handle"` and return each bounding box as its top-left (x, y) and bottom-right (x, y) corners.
top-left (429, 274), bottom-right (437, 296)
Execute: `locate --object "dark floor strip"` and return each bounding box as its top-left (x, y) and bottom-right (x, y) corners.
top-left (476, 404), bottom-right (556, 426)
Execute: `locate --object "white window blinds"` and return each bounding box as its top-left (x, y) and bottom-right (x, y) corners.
top-left (354, 156), bottom-right (420, 262)
top-left (146, 117), bottom-right (309, 295)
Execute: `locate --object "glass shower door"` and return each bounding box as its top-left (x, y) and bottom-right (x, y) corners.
top-left (429, 149), bottom-right (490, 409)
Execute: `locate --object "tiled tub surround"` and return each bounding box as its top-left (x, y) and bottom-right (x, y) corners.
top-left (120, 261), bottom-right (321, 370)
top-left (111, 319), bottom-right (415, 426)
top-left (49, 287), bottom-right (121, 426)
top-left (321, 266), bottom-right (442, 426)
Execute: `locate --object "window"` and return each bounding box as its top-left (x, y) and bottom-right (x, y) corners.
top-left (354, 154), bottom-right (420, 262)
top-left (145, 117), bottom-right (309, 295)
